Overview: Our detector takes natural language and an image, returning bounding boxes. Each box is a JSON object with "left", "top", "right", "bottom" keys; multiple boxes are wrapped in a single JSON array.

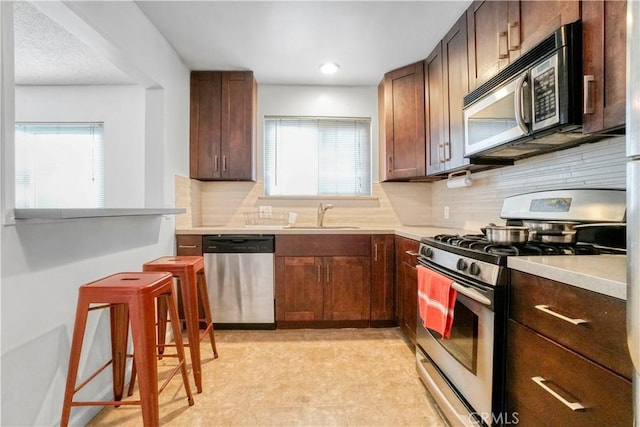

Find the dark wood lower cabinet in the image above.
[
  {"left": 370, "top": 234, "right": 395, "bottom": 326},
  {"left": 275, "top": 234, "right": 372, "bottom": 328},
  {"left": 507, "top": 271, "right": 632, "bottom": 426},
  {"left": 176, "top": 235, "right": 203, "bottom": 256},
  {"left": 323, "top": 256, "right": 371, "bottom": 321},
  {"left": 507, "top": 320, "right": 632, "bottom": 427},
  {"left": 395, "top": 236, "right": 419, "bottom": 343},
  {"left": 275, "top": 256, "right": 324, "bottom": 321}
]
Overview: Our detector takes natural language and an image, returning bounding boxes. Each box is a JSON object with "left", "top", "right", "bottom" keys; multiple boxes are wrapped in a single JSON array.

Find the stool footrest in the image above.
[{"left": 70, "top": 400, "right": 142, "bottom": 407}]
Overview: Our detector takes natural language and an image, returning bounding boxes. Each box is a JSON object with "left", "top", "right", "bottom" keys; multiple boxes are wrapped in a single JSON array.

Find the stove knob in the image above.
[
  {"left": 421, "top": 247, "right": 433, "bottom": 258},
  {"left": 456, "top": 259, "right": 467, "bottom": 271},
  {"left": 469, "top": 262, "right": 481, "bottom": 276}
]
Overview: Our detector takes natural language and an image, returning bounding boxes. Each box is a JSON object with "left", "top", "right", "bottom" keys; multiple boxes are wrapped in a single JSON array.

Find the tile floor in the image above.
[{"left": 88, "top": 328, "right": 447, "bottom": 426}]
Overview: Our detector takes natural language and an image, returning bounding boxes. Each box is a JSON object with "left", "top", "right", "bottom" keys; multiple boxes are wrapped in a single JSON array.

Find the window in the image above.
[
  {"left": 15, "top": 123, "right": 104, "bottom": 208},
  {"left": 264, "top": 117, "right": 371, "bottom": 196}
]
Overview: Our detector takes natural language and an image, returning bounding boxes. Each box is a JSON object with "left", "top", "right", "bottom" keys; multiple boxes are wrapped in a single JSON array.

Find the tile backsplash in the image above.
[
  {"left": 176, "top": 136, "right": 626, "bottom": 232},
  {"left": 430, "top": 136, "right": 626, "bottom": 230}
]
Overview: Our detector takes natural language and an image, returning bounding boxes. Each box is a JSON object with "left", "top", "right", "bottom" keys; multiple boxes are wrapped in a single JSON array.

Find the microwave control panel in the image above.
[{"left": 531, "top": 54, "right": 560, "bottom": 129}]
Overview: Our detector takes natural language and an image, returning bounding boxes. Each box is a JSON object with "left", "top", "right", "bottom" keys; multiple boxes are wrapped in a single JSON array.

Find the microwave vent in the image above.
[{"left": 464, "top": 21, "right": 580, "bottom": 107}]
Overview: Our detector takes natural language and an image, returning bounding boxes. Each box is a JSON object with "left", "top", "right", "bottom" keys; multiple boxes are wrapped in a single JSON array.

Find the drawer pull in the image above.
[
  {"left": 405, "top": 250, "right": 419, "bottom": 256},
  {"left": 534, "top": 305, "right": 588, "bottom": 325},
  {"left": 178, "top": 245, "right": 198, "bottom": 249},
  {"left": 531, "top": 376, "right": 585, "bottom": 411}
]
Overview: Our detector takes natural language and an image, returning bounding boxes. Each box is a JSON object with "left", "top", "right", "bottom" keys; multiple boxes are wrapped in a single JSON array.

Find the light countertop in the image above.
[
  {"left": 176, "top": 225, "right": 475, "bottom": 242},
  {"left": 177, "top": 225, "right": 627, "bottom": 300},
  {"left": 508, "top": 255, "right": 627, "bottom": 300}
]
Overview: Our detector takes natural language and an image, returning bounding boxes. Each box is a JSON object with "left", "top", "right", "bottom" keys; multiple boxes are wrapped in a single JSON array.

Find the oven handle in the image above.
[{"left": 452, "top": 282, "right": 491, "bottom": 306}]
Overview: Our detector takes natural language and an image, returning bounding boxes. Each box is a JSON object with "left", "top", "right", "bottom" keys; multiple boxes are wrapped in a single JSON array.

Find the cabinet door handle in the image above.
[
  {"left": 439, "top": 143, "right": 446, "bottom": 163},
  {"left": 531, "top": 376, "right": 585, "bottom": 411},
  {"left": 444, "top": 141, "right": 451, "bottom": 161},
  {"left": 583, "top": 75, "right": 595, "bottom": 115},
  {"left": 178, "top": 245, "right": 197, "bottom": 249},
  {"left": 214, "top": 155, "right": 220, "bottom": 172},
  {"left": 222, "top": 155, "right": 227, "bottom": 172},
  {"left": 388, "top": 156, "right": 393, "bottom": 172},
  {"left": 317, "top": 264, "right": 321, "bottom": 282},
  {"left": 374, "top": 243, "right": 378, "bottom": 262},
  {"left": 507, "top": 21, "right": 520, "bottom": 51},
  {"left": 534, "top": 305, "right": 588, "bottom": 325},
  {"left": 326, "top": 265, "right": 330, "bottom": 283},
  {"left": 497, "top": 31, "right": 508, "bottom": 59}
]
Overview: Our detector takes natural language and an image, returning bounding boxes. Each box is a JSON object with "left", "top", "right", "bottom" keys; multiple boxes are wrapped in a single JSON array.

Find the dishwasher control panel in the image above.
[{"left": 203, "top": 235, "right": 275, "bottom": 253}]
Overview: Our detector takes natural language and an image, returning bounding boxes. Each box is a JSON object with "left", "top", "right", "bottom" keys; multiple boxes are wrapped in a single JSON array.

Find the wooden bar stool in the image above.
[
  {"left": 60, "top": 272, "right": 194, "bottom": 427},
  {"left": 142, "top": 256, "right": 218, "bottom": 393}
]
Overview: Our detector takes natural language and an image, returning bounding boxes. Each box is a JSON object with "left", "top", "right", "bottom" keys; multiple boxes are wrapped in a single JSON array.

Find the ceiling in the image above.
[{"left": 14, "top": 1, "right": 472, "bottom": 87}]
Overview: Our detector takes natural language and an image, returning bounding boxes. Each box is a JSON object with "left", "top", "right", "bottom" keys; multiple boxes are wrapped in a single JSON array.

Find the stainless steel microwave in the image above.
[{"left": 463, "top": 22, "right": 594, "bottom": 161}]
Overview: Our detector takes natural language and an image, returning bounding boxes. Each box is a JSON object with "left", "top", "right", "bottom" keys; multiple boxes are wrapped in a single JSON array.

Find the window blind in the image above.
[
  {"left": 264, "top": 117, "right": 371, "bottom": 196},
  {"left": 15, "top": 123, "right": 105, "bottom": 208}
]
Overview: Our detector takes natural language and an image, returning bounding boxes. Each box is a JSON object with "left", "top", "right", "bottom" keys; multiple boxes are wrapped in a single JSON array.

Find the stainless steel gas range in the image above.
[{"left": 415, "top": 189, "right": 626, "bottom": 427}]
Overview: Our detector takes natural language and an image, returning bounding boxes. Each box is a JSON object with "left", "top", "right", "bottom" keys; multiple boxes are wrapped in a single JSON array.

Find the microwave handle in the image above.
[{"left": 514, "top": 73, "right": 529, "bottom": 134}]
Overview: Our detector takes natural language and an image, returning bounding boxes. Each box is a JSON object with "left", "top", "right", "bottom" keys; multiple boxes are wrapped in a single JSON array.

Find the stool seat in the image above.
[
  {"left": 143, "top": 256, "right": 218, "bottom": 393},
  {"left": 60, "top": 272, "right": 194, "bottom": 427}
]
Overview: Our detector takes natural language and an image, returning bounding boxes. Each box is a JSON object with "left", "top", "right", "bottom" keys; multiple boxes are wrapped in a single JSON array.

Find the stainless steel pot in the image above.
[
  {"left": 483, "top": 225, "right": 530, "bottom": 245},
  {"left": 523, "top": 221, "right": 626, "bottom": 244}
]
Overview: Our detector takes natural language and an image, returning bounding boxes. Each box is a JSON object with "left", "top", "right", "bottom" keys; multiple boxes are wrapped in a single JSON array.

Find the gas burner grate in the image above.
[{"left": 426, "top": 234, "right": 611, "bottom": 257}]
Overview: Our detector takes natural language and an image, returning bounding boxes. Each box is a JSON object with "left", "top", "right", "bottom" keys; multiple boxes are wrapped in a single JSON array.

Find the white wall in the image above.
[
  {"left": 15, "top": 85, "right": 146, "bottom": 208},
  {"left": 0, "top": 2, "right": 190, "bottom": 426}
]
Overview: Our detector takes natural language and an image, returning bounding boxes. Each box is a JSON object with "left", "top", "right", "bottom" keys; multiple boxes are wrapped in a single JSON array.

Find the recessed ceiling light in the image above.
[{"left": 320, "top": 63, "right": 340, "bottom": 75}]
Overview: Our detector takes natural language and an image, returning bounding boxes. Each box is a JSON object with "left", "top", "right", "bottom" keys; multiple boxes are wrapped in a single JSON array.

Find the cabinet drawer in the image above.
[
  {"left": 396, "top": 237, "right": 419, "bottom": 266},
  {"left": 507, "top": 320, "right": 632, "bottom": 427},
  {"left": 510, "top": 271, "right": 632, "bottom": 379},
  {"left": 176, "top": 235, "right": 202, "bottom": 256},
  {"left": 276, "top": 235, "right": 370, "bottom": 257}
]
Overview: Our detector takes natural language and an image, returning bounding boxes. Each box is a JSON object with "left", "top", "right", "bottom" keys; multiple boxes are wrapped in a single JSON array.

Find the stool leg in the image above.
[
  {"left": 156, "top": 295, "right": 168, "bottom": 356},
  {"left": 197, "top": 271, "right": 218, "bottom": 358},
  {"left": 179, "top": 270, "right": 203, "bottom": 393},
  {"left": 128, "top": 297, "right": 160, "bottom": 426},
  {"left": 110, "top": 304, "right": 129, "bottom": 402},
  {"left": 127, "top": 355, "right": 136, "bottom": 397},
  {"left": 166, "top": 292, "right": 195, "bottom": 406},
  {"left": 61, "top": 295, "right": 90, "bottom": 427}
]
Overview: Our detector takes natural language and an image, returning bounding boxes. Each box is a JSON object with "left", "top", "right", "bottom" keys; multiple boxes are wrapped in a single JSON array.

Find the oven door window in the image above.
[{"left": 428, "top": 298, "right": 479, "bottom": 374}]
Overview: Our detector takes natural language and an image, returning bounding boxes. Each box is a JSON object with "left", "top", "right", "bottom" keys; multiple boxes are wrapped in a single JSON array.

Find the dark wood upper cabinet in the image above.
[
  {"left": 426, "top": 14, "right": 469, "bottom": 175},
  {"left": 381, "top": 62, "right": 426, "bottom": 180},
  {"left": 514, "top": 0, "right": 580, "bottom": 61},
  {"left": 190, "top": 71, "right": 256, "bottom": 181},
  {"left": 582, "top": 0, "right": 627, "bottom": 134},
  {"left": 467, "top": 0, "right": 580, "bottom": 90},
  {"left": 467, "top": 1, "right": 510, "bottom": 90}
]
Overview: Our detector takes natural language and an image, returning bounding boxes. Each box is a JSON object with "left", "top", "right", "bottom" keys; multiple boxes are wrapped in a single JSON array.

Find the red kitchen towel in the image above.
[{"left": 417, "top": 265, "right": 457, "bottom": 338}]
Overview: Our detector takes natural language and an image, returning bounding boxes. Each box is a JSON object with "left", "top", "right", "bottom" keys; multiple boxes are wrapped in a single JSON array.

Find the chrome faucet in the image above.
[{"left": 317, "top": 202, "right": 334, "bottom": 226}]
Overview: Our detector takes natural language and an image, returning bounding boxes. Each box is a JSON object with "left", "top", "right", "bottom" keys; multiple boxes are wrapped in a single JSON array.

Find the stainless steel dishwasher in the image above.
[{"left": 203, "top": 235, "right": 275, "bottom": 329}]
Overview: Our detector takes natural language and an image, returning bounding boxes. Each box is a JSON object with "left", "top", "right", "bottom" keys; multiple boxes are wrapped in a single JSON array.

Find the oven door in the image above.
[
  {"left": 464, "top": 71, "right": 530, "bottom": 158},
  {"left": 416, "top": 263, "right": 497, "bottom": 423}
]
